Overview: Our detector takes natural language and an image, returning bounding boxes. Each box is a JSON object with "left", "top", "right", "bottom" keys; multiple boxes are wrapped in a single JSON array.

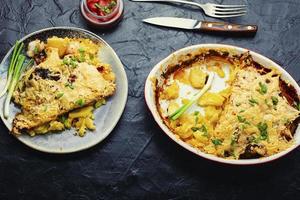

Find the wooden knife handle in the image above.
[{"left": 199, "top": 21, "right": 258, "bottom": 35}]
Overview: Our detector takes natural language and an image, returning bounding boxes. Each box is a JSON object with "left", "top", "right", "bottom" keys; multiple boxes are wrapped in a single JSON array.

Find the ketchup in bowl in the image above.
[{"left": 80, "top": 0, "right": 123, "bottom": 28}]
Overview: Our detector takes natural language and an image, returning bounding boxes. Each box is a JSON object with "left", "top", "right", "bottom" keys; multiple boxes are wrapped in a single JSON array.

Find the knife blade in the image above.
[{"left": 143, "top": 17, "right": 257, "bottom": 35}]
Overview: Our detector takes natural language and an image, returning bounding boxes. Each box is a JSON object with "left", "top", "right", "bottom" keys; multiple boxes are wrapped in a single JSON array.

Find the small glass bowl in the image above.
[{"left": 80, "top": 0, "right": 124, "bottom": 29}]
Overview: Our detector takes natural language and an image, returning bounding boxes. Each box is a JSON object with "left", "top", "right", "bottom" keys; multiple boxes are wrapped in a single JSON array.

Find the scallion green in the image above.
[
  {"left": 0, "top": 41, "right": 24, "bottom": 97},
  {"left": 169, "top": 72, "right": 214, "bottom": 120},
  {"left": 4, "top": 55, "right": 27, "bottom": 118}
]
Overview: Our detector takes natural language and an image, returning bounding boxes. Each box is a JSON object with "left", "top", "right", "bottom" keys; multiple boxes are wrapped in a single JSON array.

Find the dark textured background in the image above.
[{"left": 1, "top": 0, "right": 300, "bottom": 199}]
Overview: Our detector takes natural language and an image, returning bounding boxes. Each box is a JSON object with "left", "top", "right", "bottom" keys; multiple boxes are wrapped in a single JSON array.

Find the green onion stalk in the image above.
[
  {"left": 3, "top": 57, "right": 33, "bottom": 119},
  {"left": 0, "top": 41, "right": 24, "bottom": 97},
  {"left": 169, "top": 72, "right": 214, "bottom": 121},
  {"left": 4, "top": 55, "right": 25, "bottom": 118}
]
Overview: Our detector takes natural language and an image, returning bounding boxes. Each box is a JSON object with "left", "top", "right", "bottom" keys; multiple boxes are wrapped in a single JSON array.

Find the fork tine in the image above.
[
  {"left": 214, "top": 10, "right": 247, "bottom": 15},
  {"left": 210, "top": 13, "right": 247, "bottom": 18},
  {"left": 214, "top": 7, "right": 247, "bottom": 11},
  {"left": 213, "top": 4, "right": 247, "bottom": 8}
]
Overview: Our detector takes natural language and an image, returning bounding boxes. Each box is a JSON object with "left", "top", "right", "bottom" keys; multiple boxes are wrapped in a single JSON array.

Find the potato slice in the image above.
[
  {"left": 204, "top": 106, "right": 222, "bottom": 124},
  {"left": 175, "top": 123, "right": 193, "bottom": 139},
  {"left": 162, "top": 82, "right": 179, "bottom": 100},
  {"left": 198, "top": 92, "right": 225, "bottom": 107},
  {"left": 174, "top": 69, "right": 190, "bottom": 84},
  {"left": 189, "top": 67, "right": 207, "bottom": 89},
  {"left": 69, "top": 106, "right": 94, "bottom": 119},
  {"left": 46, "top": 36, "right": 69, "bottom": 57}
]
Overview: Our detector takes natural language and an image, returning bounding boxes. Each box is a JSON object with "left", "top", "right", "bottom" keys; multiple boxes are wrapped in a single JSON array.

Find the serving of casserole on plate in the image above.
[
  {"left": 13, "top": 36, "right": 116, "bottom": 137},
  {"left": 0, "top": 27, "right": 128, "bottom": 153},
  {"left": 145, "top": 44, "right": 300, "bottom": 165}
]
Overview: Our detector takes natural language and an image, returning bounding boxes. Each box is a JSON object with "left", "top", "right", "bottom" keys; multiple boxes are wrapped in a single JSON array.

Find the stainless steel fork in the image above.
[{"left": 130, "top": 0, "right": 247, "bottom": 18}]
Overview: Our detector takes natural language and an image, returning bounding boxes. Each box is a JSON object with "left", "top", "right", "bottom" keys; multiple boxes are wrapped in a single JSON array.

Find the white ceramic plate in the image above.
[
  {"left": 145, "top": 44, "right": 300, "bottom": 165},
  {"left": 0, "top": 27, "right": 128, "bottom": 153}
]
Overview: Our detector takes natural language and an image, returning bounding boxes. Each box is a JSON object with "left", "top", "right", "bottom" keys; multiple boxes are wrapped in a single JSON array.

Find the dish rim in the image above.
[
  {"left": 0, "top": 26, "right": 128, "bottom": 154},
  {"left": 144, "top": 43, "right": 300, "bottom": 165}
]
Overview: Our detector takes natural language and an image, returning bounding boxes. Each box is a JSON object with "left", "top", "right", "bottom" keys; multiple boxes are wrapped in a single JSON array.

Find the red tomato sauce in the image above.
[
  {"left": 87, "top": 0, "right": 117, "bottom": 16},
  {"left": 81, "top": 0, "right": 123, "bottom": 28}
]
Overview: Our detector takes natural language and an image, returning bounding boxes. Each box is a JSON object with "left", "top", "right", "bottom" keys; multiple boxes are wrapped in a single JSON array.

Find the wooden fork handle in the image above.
[{"left": 199, "top": 21, "right": 258, "bottom": 35}]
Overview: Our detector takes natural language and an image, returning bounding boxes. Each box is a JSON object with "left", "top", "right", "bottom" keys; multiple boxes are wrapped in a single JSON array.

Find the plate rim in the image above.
[
  {"left": 0, "top": 26, "right": 128, "bottom": 154},
  {"left": 144, "top": 43, "right": 300, "bottom": 165}
]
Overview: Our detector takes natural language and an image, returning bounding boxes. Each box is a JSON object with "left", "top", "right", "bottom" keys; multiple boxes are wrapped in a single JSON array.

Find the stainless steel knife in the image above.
[{"left": 143, "top": 17, "right": 257, "bottom": 34}]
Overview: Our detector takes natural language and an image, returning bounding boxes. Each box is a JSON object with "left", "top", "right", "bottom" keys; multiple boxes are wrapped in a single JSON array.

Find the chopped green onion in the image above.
[
  {"left": 201, "top": 125, "right": 208, "bottom": 137},
  {"left": 79, "top": 55, "right": 85, "bottom": 62},
  {"left": 78, "top": 47, "right": 86, "bottom": 62},
  {"left": 89, "top": 53, "right": 94, "bottom": 60},
  {"left": 63, "top": 58, "right": 69, "bottom": 65},
  {"left": 212, "top": 139, "right": 222, "bottom": 146},
  {"left": 59, "top": 115, "right": 67, "bottom": 123},
  {"left": 59, "top": 115, "right": 71, "bottom": 129},
  {"left": 63, "top": 57, "right": 77, "bottom": 68},
  {"left": 248, "top": 135, "right": 257, "bottom": 143},
  {"left": 271, "top": 96, "right": 278, "bottom": 106},
  {"left": 94, "top": 99, "right": 106, "bottom": 108},
  {"left": 257, "top": 122, "right": 268, "bottom": 141},
  {"left": 70, "top": 60, "right": 78, "bottom": 68},
  {"left": 240, "top": 124, "right": 246, "bottom": 131},
  {"left": 78, "top": 48, "right": 85, "bottom": 53},
  {"left": 296, "top": 102, "right": 300, "bottom": 111},
  {"left": 94, "top": 3, "right": 101, "bottom": 9},
  {"left": 258, "top": 82, "right": 267, "bottom": 94},
  {"left": 109, "top": 1, "right": 117, "bottom": 8},
  {"left": 56, "top": 92, "right": 64, "bottom": 99},
  {"left": 95, "top": 1, "right": 116, "bottom": 14},
  {"left": 75, "top": 99, "right": 85, "bottom": 107},
  {"left": 237, "top": 115, "right": 245, "bottom": 123},
  {"left": 191, "top": 125, "right": 208, "bottom": 137},
  {"left": 193, "top": 111, "right": 200, "bottom": 125},
  {"left": 237, "top": 115, "right": 250, "bottom": 124},
  {"left": 65, "top": 83, "right": 74, "bottom": 89},
  {"left": 71, "top": 57, "right": 77, "bottom": 62},
  {"left": 191, "top": 127, "right": 200, "bottom": 132},
  {"left": 33, "top": 47, "right": 39, "bottom": 54},
  {"left": 249, "top": 98, "right": 259, "bottom": 106}
]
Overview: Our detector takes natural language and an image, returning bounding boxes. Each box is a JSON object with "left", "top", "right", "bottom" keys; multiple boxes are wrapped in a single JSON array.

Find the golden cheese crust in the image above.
[{"left": 12, "top": 44, "right": 115, "bottom": 134}]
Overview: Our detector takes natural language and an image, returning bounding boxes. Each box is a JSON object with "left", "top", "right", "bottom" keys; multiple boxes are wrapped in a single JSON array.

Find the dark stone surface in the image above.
[{"left": 0, "top": 0, "right": 300, "bottom": 199}]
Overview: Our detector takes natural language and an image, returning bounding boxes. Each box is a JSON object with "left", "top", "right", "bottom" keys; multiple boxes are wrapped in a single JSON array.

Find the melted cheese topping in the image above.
[{"left": 213, "top": 68, "right": 299, "bottom": 158}]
